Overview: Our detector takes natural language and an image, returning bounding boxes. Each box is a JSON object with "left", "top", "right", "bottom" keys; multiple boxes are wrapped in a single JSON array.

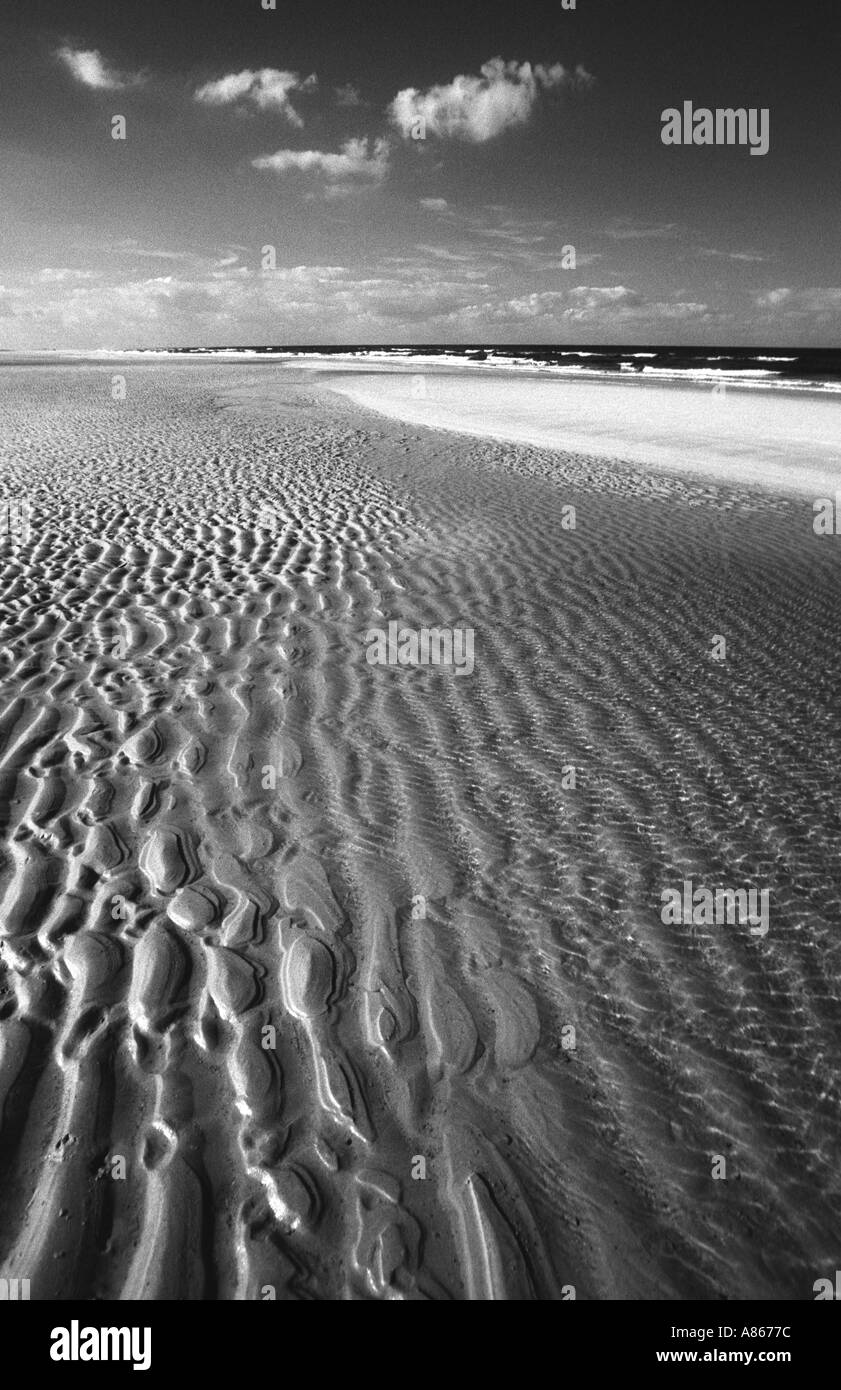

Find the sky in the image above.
[{"left": 1, "top": 0, "right": 840, "bottom": 349}]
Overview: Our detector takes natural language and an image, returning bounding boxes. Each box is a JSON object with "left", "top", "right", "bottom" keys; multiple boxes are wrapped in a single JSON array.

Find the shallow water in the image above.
[{"left": 319, "top": 365, "right": 841, "bottom": 495}]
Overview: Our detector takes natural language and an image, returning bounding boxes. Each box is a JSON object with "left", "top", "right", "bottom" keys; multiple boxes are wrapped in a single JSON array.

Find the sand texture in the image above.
[{"left": 0, "top": 362, "right": 839, "bottom": 1301}]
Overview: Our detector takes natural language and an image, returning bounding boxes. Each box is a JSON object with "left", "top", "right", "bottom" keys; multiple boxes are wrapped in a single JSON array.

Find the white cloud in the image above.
[
  {"left": 563, "top": 286, "right": 708, "bottom": 321},
  {"left": 569, "top": 285, "right": 641, "bottom": 308},
  {"left": 0, "top": 262, "right": 723, "bottom": 348},
  {"left": 389, "top": 57, "right": 593, "bottom": 143},
  {"left": 755, "top": 287, "right": 841, "bottom": 312},
  {"left": 420, "top": 198, "right": 450, "bottom": 212},
  {"left": 194, "top": 69, "right": 317, "bottom": 125},
  {"left": 56, "top": 46, "right": 142, "bottom": 91},
  {"left": 37, "top": 267, "right": 100, "bottom": 283},
  {"left": 604, "top": 218, "right": 681, "bottom": 241},
  {"left": 252, "top": 137, "right": 390, "bottom": 184},
  {"left": 699, "top": 248, "right": 766, "bottom": 262},
  {"left": 112, "top": 241, "right": 197, "bottom": 261},
  {"left": 755, "top": 288, "right": 792, "bottom": 307},
  {"left": 478, "top": 228, "right": 547, "bottom": 246},
  {"left": 414, "top": 244, "right": 476, "bottom": 263},
  {"left": 441, "top": 286, "right": 709, "bottom": 328},
  {"left": 643, "top": 301, "right": 709, "bottom": 319}
]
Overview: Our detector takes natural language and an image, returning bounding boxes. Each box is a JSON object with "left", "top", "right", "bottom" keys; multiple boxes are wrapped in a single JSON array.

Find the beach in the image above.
[{"left": 0, "top": 358, "right": 839, "bottom": 1300}]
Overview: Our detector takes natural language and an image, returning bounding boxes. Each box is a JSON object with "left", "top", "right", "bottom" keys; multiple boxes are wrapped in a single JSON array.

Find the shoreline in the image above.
[
  {"left": 4, "top": 348, "right": 841, "bottom": 397},
  {"left": 3, "top": 353, "right": 836, "bottom": 495}
]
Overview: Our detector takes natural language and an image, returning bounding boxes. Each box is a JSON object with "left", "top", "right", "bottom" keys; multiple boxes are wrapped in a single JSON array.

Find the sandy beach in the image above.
[{"left": 0, "top": 359, "right": 839, "bottom": 1301}]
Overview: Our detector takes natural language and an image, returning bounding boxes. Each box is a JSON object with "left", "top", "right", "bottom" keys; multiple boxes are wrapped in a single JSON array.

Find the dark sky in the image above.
[{"left": 2, "top": 0, "right": 839, "bottom": 347}]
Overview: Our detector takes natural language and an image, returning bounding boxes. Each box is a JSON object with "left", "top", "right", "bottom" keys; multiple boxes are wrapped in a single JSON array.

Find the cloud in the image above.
[
  {"left": 194, "top": 68, "right": 317, "bottom": 125},
  {"left": 755, "top": 287, "right": 841, "bottom": 312},
  {"left": 414, "top": 244, "right": 476, "bottom": 263},
  {"left": 568, "top": 285, "right": 643, "bottom": 309},
  {"left": 56, "top": 46, "right": 142, "bottom": 91},
  {"left": 420, "top": 198, "right": 450, "bottom": 212},
  {"left": 113, "top": 243, "right": 198, "bottom": 261},
  {"left": 37, "top": 267, "right": 100, "bottom": 283},
  {"left": 252, "top": 137, "right": 390, "bottom": 185},
  {"left": 389, "top": 57, "right": 593, "bottom": 143},
  {"left": 0, "top": 259, "right": 723, "bottom": 348},
  {"left": 427, "top": 286, "right": 710, "bottom": 330},
  {"left": 604, "top": 218, "right": 681, "bottom": 240},
  {"left": 699, "top": 247, "right": 766, "bottom": 262},
  {"left": 478, "top": 227, "right": 547, "bottom": 246},
  {"left": 455, "top": 288, "right": 710, "bottom": 328},
  {"left": 755, "top": 288, "right": 792, "bottom": 307},
  {"left": 643, "top": 301, "right": 709, "bottom": 319},
  {"left": 566, "top": 286, "right": 708, "bottom": 320}
]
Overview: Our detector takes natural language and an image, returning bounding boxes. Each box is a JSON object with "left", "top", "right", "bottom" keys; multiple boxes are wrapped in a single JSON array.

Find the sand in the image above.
[{"left": 0, "top": 360, "right": 839, "bottom": 1301}]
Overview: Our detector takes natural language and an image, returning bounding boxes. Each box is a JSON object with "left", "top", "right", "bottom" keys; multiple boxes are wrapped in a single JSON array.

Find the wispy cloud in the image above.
[
  {"left": 390, "top": 57, "right": 593, "bottom": 143},
  {"left": 56, "top": 46, "right": 143, "bottom": 91},
  {"left": 112, "top": 240, "right": 199, "bottom": 262},
  {"left": 699, "top": 247, "right": 766, "bottom": 263},
  {"left": 194, "top": 68, "right": 317, "bottom": 125},
  {"left": 37, "top": 267, "right": 101, "bottom": 283},
  {"left": 755, "top": 287, "right": 841, "bottom": 312},
  {"left": 477, "top": 227, "right": 548, "bottom": 246},
  {"left": 414, "top": 244, "right": 477, "bottom": 263},
  {"left": 604, "top": 218, "right": 682, "bottom": 241}
]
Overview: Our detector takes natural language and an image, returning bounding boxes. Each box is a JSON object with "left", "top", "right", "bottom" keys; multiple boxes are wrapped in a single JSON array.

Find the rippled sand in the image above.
[{"left": 0, "top": 361, "right": 839, "bottom": 1300}]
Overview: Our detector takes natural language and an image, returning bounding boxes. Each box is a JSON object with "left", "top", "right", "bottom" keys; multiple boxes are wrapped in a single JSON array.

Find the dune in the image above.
[{"left": 0, "top": 359, "right": 839, "bottom": 1301}]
